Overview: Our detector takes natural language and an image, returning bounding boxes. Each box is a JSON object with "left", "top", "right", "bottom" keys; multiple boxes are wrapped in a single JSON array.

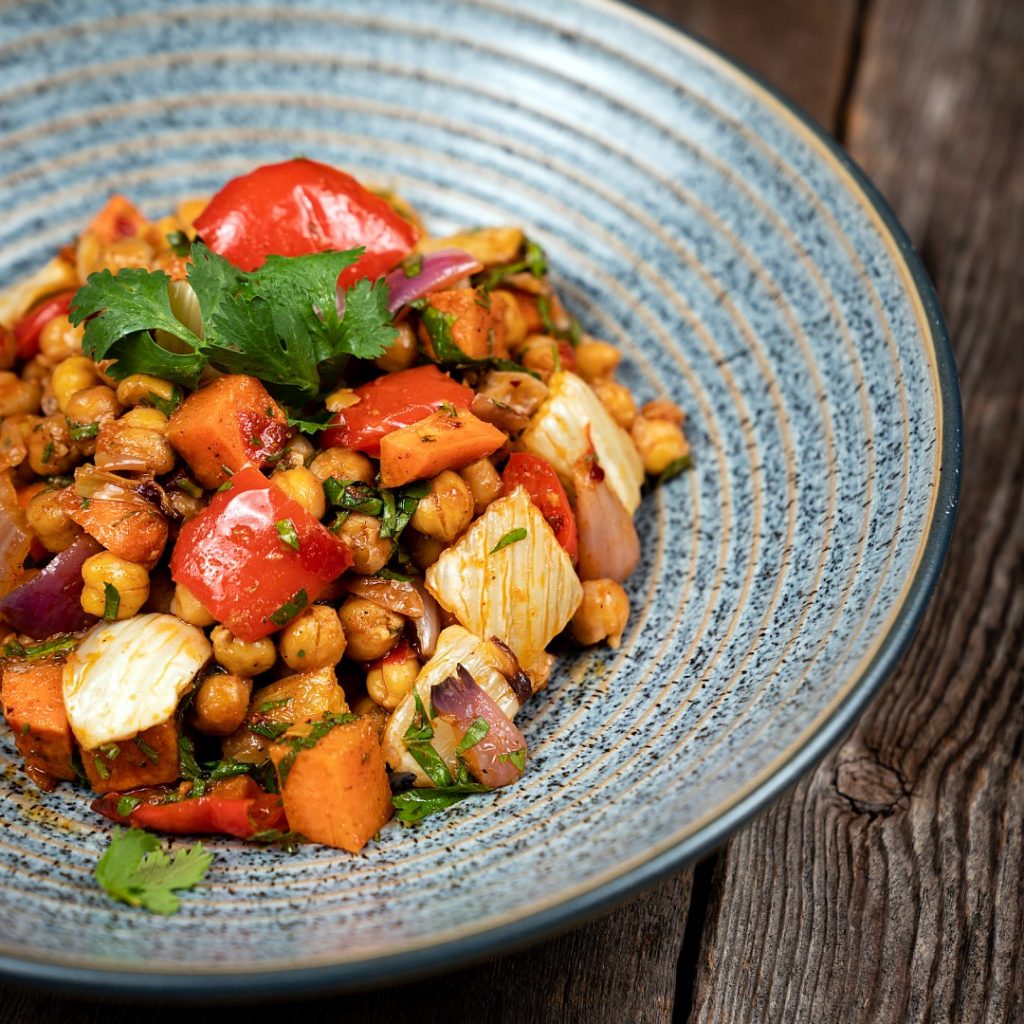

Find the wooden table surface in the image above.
[{"left": 3, "top": 0, "right": 1022, "bottom": 1020}]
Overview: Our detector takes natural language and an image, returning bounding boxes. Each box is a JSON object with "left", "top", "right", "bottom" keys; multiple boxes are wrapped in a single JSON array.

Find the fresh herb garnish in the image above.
[
  {"left": 102, "top": 582, "right": 121, "bottom": 621},
  {"left": 134, "top": 736, "right": 160, "bottom": 764},
  {"left": 93, "top": 756, "right": 111, "bottom": 780},
  {"left": 475, "top": 237, "right": 548, "bottom": 291},
  {"left": 71, "top": 242, "right": 397, "bottom": 399},
  {"left": 418, "top": 304, "right": 536, "bottom": 376},
  {"left": 499, "top": 747, "right": 527, "bottom": 772},
  {"left": 95, "top": 828, "right": 213, "bottom": 915},
  {"left": 165, "top": 230, "right": 191, "bottom": 256},
  {"left": 269, "top": 588, "right": 308, "bottom": 627},
  {"left": 176, "top": 477, "right": 202, "bottom": 499},
  {"left": 402, "top": 253, "right": 424, "bottom": 278},
  {"left": 489, "top": 527, "right": 527, "bottom": 554},
  {"left": 2, "top": 634, "right": 76, "bottom": 660},
  {"left": 145, "top": 386, "right": 182, "bottom": 417},
  {"left": 323, "top": 478, "right": 383, "bottom": 516},
  {"left": 455, "top": 717, "right": 490, "bottom": 755},
  {"left": 392, "top": 783, "right": 491, "bottom": 824},
  {"left": 256, "top": 697, "right": 293, "bottom": 714},
  {"left": 116, "top": 795, "right": 142, "bottom": 817},
  {"left": 274, "top": 518, "right": 300, "bottom": 551},
  {"left": 67, "top": 420, "right": 100, "bottom": 440},
  {"left": 248, "top": 719, "right": 293, "bottom": 741},
  {"left": 376, "top": 568, "right": 413, "bottom": 582},
  {"left": 642, "top": 454, "right": 693, "bottom": 496},
  {"left": 285, "top": 409, "right": 334, "bottom": 435}
]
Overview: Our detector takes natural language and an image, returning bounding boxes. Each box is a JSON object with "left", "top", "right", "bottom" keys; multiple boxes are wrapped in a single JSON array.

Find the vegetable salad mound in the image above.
[{"left": 0, "top": 158, "right": 691, "bottom": 908}]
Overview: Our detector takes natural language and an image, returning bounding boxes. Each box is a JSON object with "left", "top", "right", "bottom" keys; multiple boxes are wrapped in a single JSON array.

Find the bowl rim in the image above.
[{"left": 0, "top": 0, "right": 961, "bottom": 1000}]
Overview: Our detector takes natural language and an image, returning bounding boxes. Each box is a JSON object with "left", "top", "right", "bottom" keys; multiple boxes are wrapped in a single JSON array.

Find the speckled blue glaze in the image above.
[{"left": 0, "top": 0, "right": 959, "bottom": 997}]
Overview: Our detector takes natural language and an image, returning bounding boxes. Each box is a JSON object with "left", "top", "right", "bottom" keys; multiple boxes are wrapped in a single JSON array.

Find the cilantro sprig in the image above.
[
  {"left": 95, "top": 828, "right": 213, "bottom": 915},
  {"left": 71, "top": 241, "right": 397, "bottom": 400}
]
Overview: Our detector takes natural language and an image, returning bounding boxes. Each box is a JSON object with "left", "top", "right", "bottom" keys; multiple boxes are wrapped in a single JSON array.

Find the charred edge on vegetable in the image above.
[{"left": 489, "top": 636, "right": 533, "bottom": 705}]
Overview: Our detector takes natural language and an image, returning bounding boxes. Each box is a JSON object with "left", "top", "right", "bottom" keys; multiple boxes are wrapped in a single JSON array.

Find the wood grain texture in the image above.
[
  {"left": 687, "top": 0, "right": 1024, "bottom": 1020},
  {"left": 641, "top": 0, "right": 859, "bottom": 126},
  {"left": 0, "top": 873, "right": 692, "bottom": 1023}
]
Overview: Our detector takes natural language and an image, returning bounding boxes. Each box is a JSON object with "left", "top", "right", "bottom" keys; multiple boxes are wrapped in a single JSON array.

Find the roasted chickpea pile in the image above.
[{"left": 0, "top": 161, "right": 692, "bottom": 863}]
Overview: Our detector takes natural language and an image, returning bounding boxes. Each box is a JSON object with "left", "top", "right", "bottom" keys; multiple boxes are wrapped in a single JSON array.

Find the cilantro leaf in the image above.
[
  {"left": 392, "top": 783, "right": 491, "bottom": 824},
  {"left": 490, "top": 527, "right": 527, "bottom": 554},
  {"left": 70, "top": 268, "right": 206, "bottom": 388},
  {"left": 95, "top": 828, "right": 213, "bottom": 915},
  {"left": 334, "top": 276, "right": 397, "bottom": 362}
]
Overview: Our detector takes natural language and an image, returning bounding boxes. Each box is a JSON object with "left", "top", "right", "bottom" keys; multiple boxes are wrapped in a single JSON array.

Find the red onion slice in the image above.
[
  {"left": 410, "top": 579, "right": 440, "bottom": 658},
  {"left": 431, "top": 665, "right": 527, "bottom": 787},
  {"left": 0, "top": 535, "right": 101, "bottom": 639},
  {"left": 384, "top": 249, "right": 483, "bottom": 313}
]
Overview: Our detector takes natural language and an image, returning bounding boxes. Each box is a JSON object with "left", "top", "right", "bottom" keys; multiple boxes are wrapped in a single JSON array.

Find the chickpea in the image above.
[
  {"left": 278, "top": 605, "right": 347, "bottom": 671},
  {"left": 191, "top": 674, "right": 252, "bottom": 736},
  {"left": 50, "top": 357, "right": 99, "bottom": 413},
  {"left": 94, "top": 420, "right": 176, "bottom": 475},
  {"left": 64, "top": 385, "right": 121, "bottom": 427},
  {"left": 518, "top": 335, "right": 561, "bottom": 382},
  {"left": 25, "top": 487, "right": 81, "bottom": 553},
  {"left": 95, "top": 236, "right": 154, "bottom": 275},
  {"left": 339, "top": 596, "right": 404, "bottom": 661},
  {"left": 275, "top": 434, "right": 315, "bottom": 471},
  {"left": 575, "top": 338, "right": 621, "bottom": 381},
  {"left": 336, "top": 512, "right": 394, "bottom": 574},
  {"left": 366, "top": 648, "right": 420, "bottom": 710},
  {"left": 410, "top": 470, "right": 475, "bottom": 542},
  {"left": 407, "top": 529, "right": 445, "bottom": 571},
  {"left": 592, "top": 378, "right": 637, "bottom": 429},
  {"left": 27, "top": 415, "right": 78, "bottom": 475},
  {"left": 114, "top": 373, "right": 179, "bottom": 410},
  {"left": 170, "top": 582, "right": 215, "bottom": 627},
  {"left": 571, "top": 579, "right": 630, "bottom": 648},
  {"left": 80, "top": 552, "right": 150, "bottom": 619},
  {"left": 460, "top": 458, "right": 503, "bottom": 516},
  {"left": 309, "top": 447, "right": 375, "bottom": 485},
  {"left": 118, "top": 406, "right": 168, "bottom": 432},
  {"left": 0, "top": 372, "right": 42, "bottom": 417},
  {"left": 630, "top": 415, "right": 690, "bottom": 475},
  {"left": 164, "top": 489, "right": 204, "bottom": 521},
  {"left": 324, "top": 387, "right": 360, "bottom": 413},
  {"left": 374, "top": 321, "right": 418, "bottom": 373},
  {"left": 272, "top": 466, "right": 325, "bottom": 519},
  {"left": 38, "top": 315, "right": 84, "bottom": 364},
  {"left": 491, "top": 289, "right": 527, "bottom": 348},
  {"left": 211, "top": 625, "right": 277, "bottom": 677},
  {"left": 641, "top": 397, "right": 686, "bottom": 425}
]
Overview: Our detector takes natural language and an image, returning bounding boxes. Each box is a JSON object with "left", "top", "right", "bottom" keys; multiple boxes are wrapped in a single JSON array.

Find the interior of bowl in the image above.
[{"left": 0, "top": 0, "right": 956, "bottom": 994}]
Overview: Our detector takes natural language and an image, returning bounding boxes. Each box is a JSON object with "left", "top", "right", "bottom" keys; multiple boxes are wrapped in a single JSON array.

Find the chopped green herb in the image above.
[
  {"left": 498, "top": 747, "right": 527, "bottom": 772},
  {"left": 20, "top": 723, "right": 30, "bottom": 736},
  {"left": 2, "top": 635, "right": 76, "bottom": 660},
  {"left": 93, "top": 757, "right": 111, "bottom": 780},
  {"left": 249, "top": 828, "right": 303, "bottom": 852},
  {"left": 67, "top": 420, "right": 100, "bottom": 440},
  {"left": 407, "top": 742, "right": 454, "bottom": 789},
  {"left": 256, "top": 697, "right": 293, "bottom": 714},
  {"left": 145, "top": 386, "right": 183, "bottom": 417},
  {"left": 100, "top": 743, "right": 120, "bottom": 761},
  {"left": 177, "top": 477, "right": 202, "bottom": 499},
  {"left": 40, "top": 441, "right": 54, "bottom": 464},
  {"left": 403, "top": 691, "right": 434, "bottom": 743},
  {"left": 455, "top": 717, "right": 490, "bottom": 755},
  {"left": 95, "top": 828, "right": 213, "bottom": 915},
  {"left": 215, "top": 479, "right": 233, "bottom": 493},
  {"left": 102, "top": 582, "right": 121, "bottom": 621},
  {"left": 324, "top": 477, "right": 383, "bottom": 516},
  {"left": 642, "top": 454, "right": 693, "bottom": 496},
  {"left": 376, "top": 568, "right": 413, "bottom": 583},
  {"left": 116, "top": 795, "right": 142, "bottom": 817},
  {"left": 419, "top": 304, "right": 536, "bottom": 376},
  {"left": 274, "top": 517, "right": 300, "bottom": 551},
  {"left": 285, "top": 409, "right": 333, "bottom": 435},
  {"left": 248, "top": 719, "right": 293, "bottom": 741},
  {"left": 475, "top": 237, "right": 548, "bottom": 291},
  {"left": 165, "top": 230, "right": 191, "bottom": 256},
  {"left": 402, "top": 253, "right": 423, "bottom": 278},
  {"left": 392, "top": 783, "right": 491, "bottom": 824},
  {"left": 489, "top": 527, "right": 527, "bottom": 554},
  {"left": 269, "top": 588, "right": 308, "bottom": 627},
  {"left": 134, "top": 737, "right": 160, "bottom": 764}
]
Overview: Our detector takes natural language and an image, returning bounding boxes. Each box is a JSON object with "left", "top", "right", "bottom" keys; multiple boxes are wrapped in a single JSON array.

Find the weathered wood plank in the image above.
[
  {"left": 642, "top": 0, "right": 859, "bottom": 127},
  {"left": 0, "top": 872, "right": 692, "bottom": 1023},
  {"left": 687, "top": 0, "right": 1024, "bottom": 1020}
]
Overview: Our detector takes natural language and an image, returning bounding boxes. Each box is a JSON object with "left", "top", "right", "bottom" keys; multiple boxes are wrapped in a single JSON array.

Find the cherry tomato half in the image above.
[{"left": 502, "top": 452, "right": 578, "bottom": 561}]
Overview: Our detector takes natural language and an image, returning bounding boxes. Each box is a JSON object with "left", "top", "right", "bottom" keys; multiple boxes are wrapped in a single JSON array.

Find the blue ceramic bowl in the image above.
[{"left": 0, "top": 0, "right": 959, "bottom": 997}]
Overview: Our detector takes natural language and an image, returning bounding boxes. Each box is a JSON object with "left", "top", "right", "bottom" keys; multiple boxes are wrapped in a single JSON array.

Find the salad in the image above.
[{"left": 0, "top": 159, "right": 690, "bottom": 903}]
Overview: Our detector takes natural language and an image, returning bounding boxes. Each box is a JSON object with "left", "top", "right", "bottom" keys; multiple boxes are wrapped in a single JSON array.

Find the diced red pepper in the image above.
[
  {"left": 322, "top": 365, "right": 474, "bottom": 458},
  {"left": 170, "top": 467, "right": 352, "bottom": 641},
  {"left": 193, "top": 159, "right": 418, "bottom": 286},
  {"left": 92, "top": 777, "right": 287, "bottom": 839},
  {"left": 502, "top": 452, "right": 578, "bottom": 561},
  {"left": 13, "top": 290, "right": 76, "bottom": 361}
]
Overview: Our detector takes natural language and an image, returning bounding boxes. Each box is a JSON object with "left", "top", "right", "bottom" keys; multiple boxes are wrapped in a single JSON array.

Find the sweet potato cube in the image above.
[
  {"left": 57, "top": 484, "right": 168, "bottom": 569},
  {"left": 85, "top": 195, "right": 148, "bottom": 244},
  {"left": 379, "top": 407, "right": 506, "bottom": 488},
  {"left": 2, "top": 659, "right": 76, "bottom": 787},
  {"left": 82, "top": 719, "right": 181, "bottom": 795},
  {"left": 270, "top": 717, "right": 392, "bottom": 853},
  {"left": 166, "top": 374, "right": 289, "bottom": 488},
  {"left": 419, "top": 287, "right": 509, "bottom": 361}
]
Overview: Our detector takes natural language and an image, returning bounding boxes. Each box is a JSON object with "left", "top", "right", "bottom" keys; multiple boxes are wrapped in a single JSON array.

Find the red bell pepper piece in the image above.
[
  {"left": 322, "top": 365, "right": 474, "bottom": 458},
  {"left": 502, "top": 452, "right": 579, "bottom": 561},
  {"left": 192, "top": 158, "right": 417, "bottom": 286},
  {"left": 170, "top": 467, "right": 352, "bottom": 641},
  {"left": 93, "top": 778, "right": 287, "bottom": 839},
  {"left": 13, "top": 289, "right": 76, "bottom": 361}
]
